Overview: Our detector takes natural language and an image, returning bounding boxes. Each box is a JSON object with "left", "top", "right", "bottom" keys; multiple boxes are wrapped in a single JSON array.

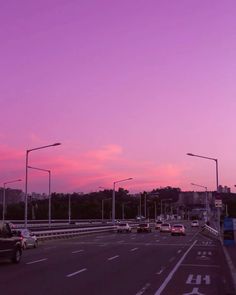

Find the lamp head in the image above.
[
  {"left": 53, "top": 142, "right": 61, "bottom": 146},
  {"left": 187, "top": 153, "right": 194, "bottom": 156}
]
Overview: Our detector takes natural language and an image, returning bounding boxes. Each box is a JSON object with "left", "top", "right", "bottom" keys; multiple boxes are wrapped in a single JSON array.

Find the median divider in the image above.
[
  {"left": 35, "top": 226, "right": 117, "bottom": 241},
  {"left": 201, "top": 224, "right": 219, "bottom": 238}
]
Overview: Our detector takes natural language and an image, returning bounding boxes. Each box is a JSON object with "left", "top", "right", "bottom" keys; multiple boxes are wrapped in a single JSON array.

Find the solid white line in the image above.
[
  {"left": 177, "top": 249, "right": 182, "bottom": 254},
  {"left": 26, "top": 258, "right": 48, "bottom": 265},
  {"left": 156, "top": 240, "right": 160, "bottom": 242},
  {"left": 66, "top": 268, "right": 87, "bottom": 278},
  {"left": 130, "top": 247, "right": 138, "bottom": 252},
  {"left": 108, "top": 255, "right": 119, "bottom": 261},
  {"left": 154, "top": 240, "right": 197, "bottom": 295},
  {"left": 72, "top": 250, "right": 84, "bottom": 254}
]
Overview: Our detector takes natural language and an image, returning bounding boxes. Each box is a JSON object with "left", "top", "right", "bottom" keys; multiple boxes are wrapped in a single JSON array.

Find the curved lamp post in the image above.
[
  {"left": 187, "top": 152, "right": 219, "bottom": 229},
  {"left": 112, "top": 178, "right": 133, "bottom": 224},
  {"left": 25, "top": 142, "right": 61, "bottom": 228}
]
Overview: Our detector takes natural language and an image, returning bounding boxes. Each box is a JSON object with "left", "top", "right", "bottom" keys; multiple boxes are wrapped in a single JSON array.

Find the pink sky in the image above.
[{"left": 1, "top": 1, "right": 236, "bottom": 194}]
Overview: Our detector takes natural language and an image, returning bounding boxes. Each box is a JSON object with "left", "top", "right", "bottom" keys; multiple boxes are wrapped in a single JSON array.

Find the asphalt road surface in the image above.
[{"left": 0, "top": 221, "right": 235, "bottom": 295}]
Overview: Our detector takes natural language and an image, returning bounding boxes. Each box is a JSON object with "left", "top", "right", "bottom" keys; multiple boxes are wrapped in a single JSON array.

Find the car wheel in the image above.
[{"left": 12, "top": 248, "right": 22, "bottom": 264}]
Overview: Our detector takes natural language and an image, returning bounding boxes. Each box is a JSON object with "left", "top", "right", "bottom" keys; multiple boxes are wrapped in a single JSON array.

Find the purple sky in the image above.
[{"left": 1, "top": 1, "right": 236, "bottom": 194}]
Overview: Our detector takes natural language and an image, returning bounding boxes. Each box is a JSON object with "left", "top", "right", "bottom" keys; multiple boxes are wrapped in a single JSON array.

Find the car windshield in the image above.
[
  {"left": 172, "top": 225, "right": 183, "bottom": 228},
  {"left": 162, "top": 224, "right": 170, "bottom": 227}
]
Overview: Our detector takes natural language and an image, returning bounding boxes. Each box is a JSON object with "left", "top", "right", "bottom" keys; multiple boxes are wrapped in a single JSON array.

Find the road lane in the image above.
[{"left": 0, "top": 221, "right": 234, "bottom": 295}]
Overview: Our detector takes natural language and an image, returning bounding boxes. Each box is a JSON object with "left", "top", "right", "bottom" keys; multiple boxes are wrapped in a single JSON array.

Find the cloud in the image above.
[{"left": 0, "top": 143, "right": 187, "bottom": 193}]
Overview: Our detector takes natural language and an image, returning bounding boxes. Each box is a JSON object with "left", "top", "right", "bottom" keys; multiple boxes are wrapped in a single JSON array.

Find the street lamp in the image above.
[
  {"left": 186, "top": 153, "right": 218, "bottom": 191},
  {"left": 191, "top": 182, "right": 208, "bottom": 221},
  {"left": 2, "top": 179, "right": 22, "bottom": 222},
  {"left": 112, "top": 177, "right": 133, "bottom": 224},
  {"left": 187, "top": 152, "right": 219, "bottom": 230},
  {"left": 25, "top": 142, "right": 61, "bottom": 228},
  {"left": 27, "top": 166, "right": 51, "bottom": 226}
]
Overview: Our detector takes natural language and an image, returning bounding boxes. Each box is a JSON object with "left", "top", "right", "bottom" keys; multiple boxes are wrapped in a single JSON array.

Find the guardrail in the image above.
[{"left": 34, "top": 226, "right": 117, "bottom": 241}]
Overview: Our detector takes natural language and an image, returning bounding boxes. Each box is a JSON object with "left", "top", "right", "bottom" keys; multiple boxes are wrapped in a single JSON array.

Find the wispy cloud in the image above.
[{"left": 0, "top": 143, "right": 187, "bottom": 193}]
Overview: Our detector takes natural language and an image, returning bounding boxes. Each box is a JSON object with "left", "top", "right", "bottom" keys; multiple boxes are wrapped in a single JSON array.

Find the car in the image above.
[
  {"left": 0, "top": 222, "right": 22, "bottom": 263},
  {"left": 191, "top": 220, "right": 199, "bottom": 227},
  {"left": 160, "top": 223, "right": 171, "bottom": 233},
  {"left": 117, "top": 223, "right": 132, "bottom": 233},
  {"left": 15, "top": 229, "right": 38, "bottom": 249},
  {"left": 137, "top": 223, "right": 152, "bottom": 233},
  {"left": 171, "top": 224, "right": 186, "bottom": 236},
  {"left": 155, "top": 221, "right": 163, "bottom": 230}
]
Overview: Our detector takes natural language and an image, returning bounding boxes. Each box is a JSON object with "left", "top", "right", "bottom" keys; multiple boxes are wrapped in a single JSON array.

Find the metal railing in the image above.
[{"left": 34, "top": 225, "right": 117, "bottom": 240}]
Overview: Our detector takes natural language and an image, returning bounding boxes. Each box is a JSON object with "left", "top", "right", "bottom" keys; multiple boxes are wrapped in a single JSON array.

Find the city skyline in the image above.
[{"left": 1, "top": 1, "right": 236, "bottom": 194}]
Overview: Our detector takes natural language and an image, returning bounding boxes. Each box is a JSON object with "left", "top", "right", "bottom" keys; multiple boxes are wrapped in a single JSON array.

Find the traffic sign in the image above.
[{"left": 215, "top": 199, "right": 222, "bottom": 208}]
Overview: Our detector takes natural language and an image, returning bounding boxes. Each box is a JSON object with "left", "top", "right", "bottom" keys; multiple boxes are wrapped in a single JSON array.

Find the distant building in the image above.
[{"left": 177, "top": 191, "right": 213, "bottom": 207}]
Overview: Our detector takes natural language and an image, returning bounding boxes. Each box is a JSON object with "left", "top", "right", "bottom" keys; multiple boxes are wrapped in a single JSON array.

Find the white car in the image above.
[
  {"left": 117, "top": 223, "right": 132, "bottom": 233},
  {"left": 191, "top": 220, "right": 199, "bottom": 227},
  {"left": 160, "top": 223, "right": 171, "bottom": 233}
]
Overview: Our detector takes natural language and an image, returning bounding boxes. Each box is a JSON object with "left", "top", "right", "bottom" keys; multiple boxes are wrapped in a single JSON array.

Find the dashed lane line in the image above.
[
  {"left": 66, "top": 268, "right": 87, "bottom": 278},
  {"left": 107, "top": 255, "right": 119, "bottom": 261},
  {"left": 135, "top": 283, "right": 151, "bottom": 295},
  {"left": 26, "top": 258, "right": 48, "bottom": 265},
  {"left": 156, "top": 267, "right": 165, "bottom": 275},
  {"left": 130, "top": 247, "right": 139, "bottom": 252},
  {"left": 72, "top": 250, "right": 84, "bottom": 254},
  {"left": 169, "top": 257, "right": 175, "bottom": 263}
]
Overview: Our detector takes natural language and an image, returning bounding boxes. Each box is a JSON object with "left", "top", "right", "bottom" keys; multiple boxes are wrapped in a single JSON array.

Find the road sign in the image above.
[{"left": 215, "top": 199, "right": 222, "bottom": 208}]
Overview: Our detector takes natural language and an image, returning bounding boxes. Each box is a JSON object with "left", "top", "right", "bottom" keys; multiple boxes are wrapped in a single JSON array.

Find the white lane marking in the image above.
[
  {"left": 130, "top": 247, "right": 138, "bottom": 252},
  {"left": 107, "top": 255, "right": 119, "bottom": 261},
  {"left": 156, "top": 240, "right": 160, "bottom": 242},
  {"left": 99, "top": 244, "right": 107, "bottom": 247},
  {"left": 26, "top": 258, "right": 48, "bottom": 265},
  {"left": 66, "top": 268, "right": 87, "bottom": 278},
  {"left": 154, "top": 240, "right": 198, "bottom": 295},
  {"left": 72, "top": 250, "right": 84, "bottom": 254},
  {"left": 118, "top": 240, "right": 125, "bottom": 243},
  {"left": 181, "top": 264, "right": 219, "bottom": 268},
  {"left": 145, "top": 243, "right": 151, "bottom": 246},
  {"left": 135, "top": 283, "right": 151, "bottom": 295},
  {"left": 177, "top": 249, "right": 182, "bottom": 254}
]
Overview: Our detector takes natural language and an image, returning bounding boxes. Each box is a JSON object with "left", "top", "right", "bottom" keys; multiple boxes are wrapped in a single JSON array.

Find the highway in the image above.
[{"left": 0, "top": 222, "right": 234, "bottom": 295}]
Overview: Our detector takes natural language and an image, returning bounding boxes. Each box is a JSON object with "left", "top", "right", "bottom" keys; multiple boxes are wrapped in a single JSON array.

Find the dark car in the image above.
[
  {"left": 137, "top": 223, "right": 152, "bottom": 233},
  {"left": 0, "top": 222, "right": 22, "bottom": 263}
]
